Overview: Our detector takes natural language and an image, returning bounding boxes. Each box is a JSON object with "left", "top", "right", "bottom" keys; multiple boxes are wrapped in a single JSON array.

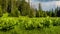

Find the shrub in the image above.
[
  {"left": 0, "top": 18, "right": 17, "bottom": 32},
  {"left": 52, "top": 18, "right": 60, "bottom": 26},
  {"left": 0, "top": 17, "right": 60, "bottom": 31}
]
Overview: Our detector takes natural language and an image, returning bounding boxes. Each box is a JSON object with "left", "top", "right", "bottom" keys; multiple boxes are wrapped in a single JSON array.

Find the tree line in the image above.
[{"left": 0, "top": 0, "right": 60, "bottom": 17}]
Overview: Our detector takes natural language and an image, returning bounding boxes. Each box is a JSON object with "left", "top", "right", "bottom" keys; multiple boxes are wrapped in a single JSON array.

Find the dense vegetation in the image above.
[
  {"left": 0, "top": 15, "right": 60, "bottom": 34},
  {"left": 0, "top": 0, "right": 60, "bottom": 34},
  {"left": 0, "top": 0, "right": 60, "bottom": 17}
]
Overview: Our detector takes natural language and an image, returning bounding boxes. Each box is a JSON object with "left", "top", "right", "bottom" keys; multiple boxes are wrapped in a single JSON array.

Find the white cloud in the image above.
[
  {"left": 30, "top": 1, "right": 60, "bottom": 11},
  {"left": 25, "top": 0, "right": 32, "bottom": 2},
  {"left": 56, "top": 1, "right": 60, "bottom": 7}
]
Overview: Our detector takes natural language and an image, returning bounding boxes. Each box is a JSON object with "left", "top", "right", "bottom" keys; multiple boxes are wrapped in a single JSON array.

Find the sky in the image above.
[{"left": 26, "top": 0, "right": 60, "bottom": 11}]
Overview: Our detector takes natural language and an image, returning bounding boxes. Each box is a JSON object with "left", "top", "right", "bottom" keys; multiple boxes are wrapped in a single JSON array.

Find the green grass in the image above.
[
  {"left": 0, "top": 26, "right": 60, "bottom": 34},
  {"left": 0, "top": 17, "right": 60, "bottom": 34}
]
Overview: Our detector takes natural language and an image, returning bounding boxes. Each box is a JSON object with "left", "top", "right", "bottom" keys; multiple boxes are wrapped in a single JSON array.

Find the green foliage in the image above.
[
  {"left": 0, "top": 17, "right": 60, "bottom": 34},
  {"left": 0, "top": 17, "right": 17, "bottom": 31},
  {"left": 2, "top": 13, "right": 8, "bottom": 17},
  {"left": 11, "top": 8, "right": 20, "bottom": 17},
  {"left": 0, "top": 6, "right": 3, "bottom": 17},
  {"left": 0, "top": 0, "right": 60, "bottom": 17},
  {"left": 52, "top": 18, "right": 60, "bottom": 26},
  {"left": 0, "top": 17, "right": 60, "bottom": 31}
]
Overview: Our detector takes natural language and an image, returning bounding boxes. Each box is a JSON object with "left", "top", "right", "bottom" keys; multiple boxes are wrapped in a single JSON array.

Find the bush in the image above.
[
  {"left": 0, "top": 17, "right": 60, "bottom": 31},
  {"left": 52, "top": 18, "right": 60, "bottom": 26},
  {"left": 0, "top": 18, "right": 18, "bottom": 32},
  {"left": 43, "top": 19, "right": 52, "bottom": 28},
  {"left": 2, "top": 13, "right": 9, "bottom": 17}
]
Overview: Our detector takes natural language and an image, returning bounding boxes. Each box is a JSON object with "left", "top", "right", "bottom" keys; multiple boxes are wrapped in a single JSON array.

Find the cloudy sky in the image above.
[{"left": 26, "top": 0, "right": 60, "bottom": 11}]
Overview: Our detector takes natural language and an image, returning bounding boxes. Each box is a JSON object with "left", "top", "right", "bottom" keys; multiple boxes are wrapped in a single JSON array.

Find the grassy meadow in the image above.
[{"left": 0, "top": 16, "right": 60, "bottom": 34}]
